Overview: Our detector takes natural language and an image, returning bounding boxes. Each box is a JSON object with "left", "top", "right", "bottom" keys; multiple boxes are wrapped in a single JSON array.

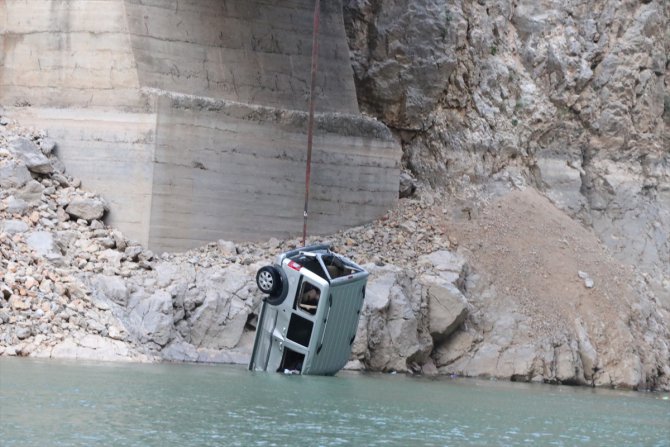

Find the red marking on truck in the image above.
[{"left": 288, "top": 261, "right": 302, "bottom": 271}]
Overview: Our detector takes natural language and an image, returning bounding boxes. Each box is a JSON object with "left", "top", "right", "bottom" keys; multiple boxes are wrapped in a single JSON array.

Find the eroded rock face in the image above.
[
  {"left": 436, "top": 190, "right": 670, "bottom": 390},
  {"left": 353, "top": 265, "right": 433, "bottom": 372},
  {"left": 343, "top": 0, "right": 669, "bottom": 305}
]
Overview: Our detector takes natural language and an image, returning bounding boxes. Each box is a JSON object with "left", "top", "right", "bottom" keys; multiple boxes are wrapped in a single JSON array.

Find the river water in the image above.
[{"left": 0, "top": 358, "right": 668, "bottom": 446}]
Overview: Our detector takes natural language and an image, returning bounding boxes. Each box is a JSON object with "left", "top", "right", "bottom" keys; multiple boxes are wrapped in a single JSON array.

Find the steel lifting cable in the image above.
[{"left": 302, "top": 0, "right": 320, "bottom": 247}]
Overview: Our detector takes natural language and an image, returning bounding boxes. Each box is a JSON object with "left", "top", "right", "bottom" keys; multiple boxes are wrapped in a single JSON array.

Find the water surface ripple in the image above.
[{"left": 0, "top": 358, "right": 668, "bottom": 446}]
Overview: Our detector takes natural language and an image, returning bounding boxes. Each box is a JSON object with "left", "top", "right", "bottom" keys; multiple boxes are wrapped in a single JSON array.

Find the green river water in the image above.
[{"left": 0, "top": 358, "right": 668, "bottom": 446}]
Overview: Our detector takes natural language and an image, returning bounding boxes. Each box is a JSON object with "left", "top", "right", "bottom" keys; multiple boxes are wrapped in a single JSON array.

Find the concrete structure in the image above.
[{"left": 0, "top": 0, "right": 400, "bottom": 251}]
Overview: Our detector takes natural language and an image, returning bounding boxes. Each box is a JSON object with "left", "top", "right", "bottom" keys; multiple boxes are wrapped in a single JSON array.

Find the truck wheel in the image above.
[
  {"left": 266, "top": 267, "right": 289, "bottom": 306},
  {"left": 256, "top": 266, "right": 280, "bottom": 294}
]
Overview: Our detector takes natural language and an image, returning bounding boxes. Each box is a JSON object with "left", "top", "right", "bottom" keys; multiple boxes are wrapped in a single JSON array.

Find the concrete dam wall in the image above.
[{"left": 0, "top": 0, "right": 401, "bottom": 251}]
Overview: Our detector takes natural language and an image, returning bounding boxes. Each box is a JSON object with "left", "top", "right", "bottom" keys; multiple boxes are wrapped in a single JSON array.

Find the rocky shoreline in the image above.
[{"left": 1, "top": 116, "right": 669, "bottom": 390}]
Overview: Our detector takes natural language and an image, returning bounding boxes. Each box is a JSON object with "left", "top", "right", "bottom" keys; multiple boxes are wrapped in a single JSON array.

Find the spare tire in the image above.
[
  {"left": 265, "top": 266, "right": 289, "bottom": 306},
  {"left": 256, "top": 266, "right": 280, "bottom": 294}
]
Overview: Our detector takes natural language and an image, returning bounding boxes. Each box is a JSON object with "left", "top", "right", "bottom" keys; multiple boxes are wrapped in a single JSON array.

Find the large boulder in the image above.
[
  {"left": 131, "top": 291, "right": 174, "bottom": 347},
  {"left": 91, "top": 275, "right": 129, "bottom": 307},
  {"left": 355, "top": 265, "right": 433, "bottom": 372},
  {"left": 421, "top": 276, "right": 468, "bottom": 342},
  {"left": 65, "top": 197, "right": 107, "bottom": 221},
  {"left": 8, "top": 137, "right": 52, "bottom": 174},
  {"left": 0, "top": 159, "right": 32, "bottom": 188}
]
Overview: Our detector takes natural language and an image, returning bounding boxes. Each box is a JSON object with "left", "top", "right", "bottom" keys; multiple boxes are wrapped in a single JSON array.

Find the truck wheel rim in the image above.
[{"left": 259, "top": 271, "right": 274, "bottom": 290}]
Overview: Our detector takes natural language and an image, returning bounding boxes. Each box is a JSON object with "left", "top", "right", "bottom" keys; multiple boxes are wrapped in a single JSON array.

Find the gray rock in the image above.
[
  {"left": 111, "top": 230, "right": 127, "bottom": 251},
  {"left": 132, "top": 291, "right": 174, "bottom": 347},
  {"left": 218, "top": 239, "right": 237, "bottom": 256},
  {"left": 399, "top": 172, "right": 417, "bottom": 198},
  {"left": 26, "top": 231, "right": 59, "bottom": 257},
  {"left": 161, "top": 341, "right": 199, "bottom": 362},
  {"left": 92, "top": 275, "right": 129, "bottom": 307},
  {"left": 39, "top": 138, "right": 57, "bottom": 155},
  {"left": 418, "top": 250, "right": 467, "bottom": 282},
  {"left": 49, "top": 334, "right": 148, "bottom": 362},
  {"left": 8, "top": 137, "right": 53, "bottom": 174},
  {"left": 344, "top": 0, "right": 457, "bottom": 129},
  {"left": 107, "top": 325, "right": 125, "bottom": 340},
  {"left": 90, "top": 220, "right": 104, "bottom": 230},
  {"left": 364, "top": 270, "right": 394, "bottom": 311},
  {"left": 554, "top": 343, "right": 586, "bottom": 385},
  {"left": 155, "top": 262, "right": 179, "bottom": 288},
  {"left": 1, "top": 219, "right": 29, "bottom": 234},
  {"left": 188, "top": 288, "right": 249, "bottom": 350},
  {"left": 139, "top": 250, "right": 154, "bottom": 262},
  {"left": 0, "top": 116, "right": 9, "bottom": 126},
  {"left": 576, "top": 320, "right": 598, "bottom": 380},
  {"left": 0, "top": 159, "right": 32, "bottom": 189},
  {"left": 98, "top": 249, "right": 123, "bottom": 268},
  {"left": 86, "top": 319, "right": 105, "bottom": 333},
  {"left": 97, "top": 237, "right": 116, "bottom": 249},
  {"left": 5, "top": 196, "right": 30, "bottom": 214},
  {"left": 0, "top": 284, "right": 11, "bottom": 300},
  {"left": 423, "top": 279, "right": 468, "bottom": 342},
  {"left": 65, "top": 198, "right": 106, "bottom": 221},
  {"left": 124, "top": 245, "right": 143, "bottom": 261},
  {"left": 16, "top": 180, "right": 45, "bottom": 202},
  {"left": 54, "top": 230, "right": 79, "bottom": 253},
  {"left": 578, "top": 271, "right": 594, "bottom": 288},
  {"left": 15, "top": 326, "right": 32, "bottom": 340},
  {"left": 357, "top": 266, "right": 433, "bottom": 372},
  {"left": 51, "top": 173, "right": 70, "bottom": 187}
]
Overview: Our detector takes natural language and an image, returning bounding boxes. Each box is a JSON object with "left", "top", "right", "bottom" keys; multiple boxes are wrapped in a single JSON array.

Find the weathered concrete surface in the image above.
[
  {"left": 0, "top": 0, "right": 144, "bottom": 109},
  {"left": 0, "top": 0, "right": 401, "bottom": 251},
  {"left": 123, "top": 0, "right": 359, "bottom": 114},
  {"left": 149, "top": 92, "right": 399, "bottom": 250}
]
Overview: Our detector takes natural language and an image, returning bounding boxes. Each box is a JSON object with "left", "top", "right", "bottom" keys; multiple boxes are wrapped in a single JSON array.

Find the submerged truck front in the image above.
[{"left": 248, "top": 245, "right": 368, "bottom": 375}]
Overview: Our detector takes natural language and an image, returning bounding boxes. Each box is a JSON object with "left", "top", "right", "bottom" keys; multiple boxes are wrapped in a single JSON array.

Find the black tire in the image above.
[
  {"left": 265, "top": 267, "right": 289, "bottom": 306},
  {"left": 256, "top": 266, "right": 280, "bottom": 294}
]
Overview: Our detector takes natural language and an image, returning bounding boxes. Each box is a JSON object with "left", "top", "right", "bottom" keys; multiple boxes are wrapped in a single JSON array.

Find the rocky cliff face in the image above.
[
  {"left": 343, "top": 0, "right": 669, "bottom": 302},
  {"left": 341, "top": 0, "right": 669, "bottom": 387}
]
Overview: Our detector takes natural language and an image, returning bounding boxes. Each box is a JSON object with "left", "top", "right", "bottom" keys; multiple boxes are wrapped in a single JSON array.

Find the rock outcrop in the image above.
[{"left": 343, "top": 0, "right": 669, "bottom": 308}]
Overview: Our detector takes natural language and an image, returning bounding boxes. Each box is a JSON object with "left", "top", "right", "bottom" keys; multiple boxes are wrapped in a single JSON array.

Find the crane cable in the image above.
[{"left": 302, "top": 0, "right": 320, "bottom": 247}]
